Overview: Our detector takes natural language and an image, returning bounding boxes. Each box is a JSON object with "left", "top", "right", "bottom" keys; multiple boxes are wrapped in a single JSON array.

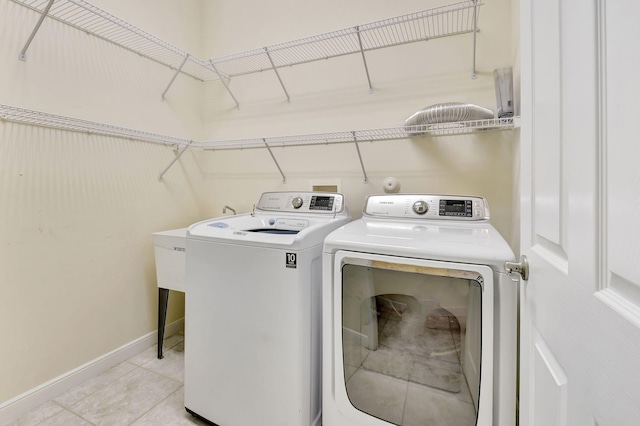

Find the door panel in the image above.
[
  {"left": 531, "top": 0, "right": 563, "bottom": 250},
  {"left": 531, "top": 329, "right": 567, "bottom": 426},
  {"left": 601, "top": 0, "right": 640, "bottom": 316},
  {"left": 521, "top": 0, "right": 640, "bottom": 425}
]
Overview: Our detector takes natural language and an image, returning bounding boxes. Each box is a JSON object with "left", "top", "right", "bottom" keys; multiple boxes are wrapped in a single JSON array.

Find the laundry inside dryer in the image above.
[{"left": 341, "top": 265, "right": 481, "bottom": 425}]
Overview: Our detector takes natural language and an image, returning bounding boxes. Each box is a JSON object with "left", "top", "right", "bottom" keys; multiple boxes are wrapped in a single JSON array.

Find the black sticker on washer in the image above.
[{"left": 286, "top": 252, "right": 297, "bottom": 268}]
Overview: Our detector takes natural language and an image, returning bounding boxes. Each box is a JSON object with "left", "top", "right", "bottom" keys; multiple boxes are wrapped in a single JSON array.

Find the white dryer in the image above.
[
  {"left": 323, "top": 194, "right": 517, "bottom": 426},
  {"left": 185, "top": 191, "right": 351, "bottom": 426}
]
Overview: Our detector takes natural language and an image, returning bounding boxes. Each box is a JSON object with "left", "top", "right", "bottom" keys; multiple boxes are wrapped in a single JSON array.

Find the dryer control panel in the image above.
[
  {"left": 256, "top": 192, "right": 345, "bottom": 214},
  {"left": 364, "top": 194, "right": 490, "bottom": 220}
]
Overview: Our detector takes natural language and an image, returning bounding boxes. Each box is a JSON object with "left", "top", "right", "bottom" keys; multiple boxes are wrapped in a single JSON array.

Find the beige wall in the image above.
[
  {"left": 0, "top": 0, "right": 203, "bottom": 404},
  {"left": 0, "top": 0, "right": 519, "bottom": 407},
  {"left": 198, "top": 0, "right": 518, "bottom": 243}
]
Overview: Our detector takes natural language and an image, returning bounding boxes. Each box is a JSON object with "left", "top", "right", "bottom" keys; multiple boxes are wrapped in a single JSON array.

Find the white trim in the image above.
[
  {"left": 0, "top": 319, "right": 184, "bottom": 426},
  {"left": 597, "top": 288, "right": 640, "bottom": 330}
]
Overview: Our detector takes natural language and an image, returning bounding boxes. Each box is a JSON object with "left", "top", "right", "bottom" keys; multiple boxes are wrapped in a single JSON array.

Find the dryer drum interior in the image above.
[{"left": 339, "top": 258, "right": 491, "bottom": 426}]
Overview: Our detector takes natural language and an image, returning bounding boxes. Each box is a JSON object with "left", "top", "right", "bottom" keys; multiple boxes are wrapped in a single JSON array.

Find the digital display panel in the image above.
[
  {"left": 445, "top": 200, "right": 466, "bottom": 212},
  {"left": 439, "top": 199, "right": 473, "bottom": 217},
  {"left": 310, "top": 196, "right": 334, "bottom": 211}
]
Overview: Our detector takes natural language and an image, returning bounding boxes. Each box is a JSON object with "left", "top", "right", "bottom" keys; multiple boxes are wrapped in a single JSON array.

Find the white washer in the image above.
[
  {"left": 185, "top": 191, "right": 351, "bottom": 426},
  {"left": 323, "top": 194, "right": 517, "bottom": 426}
]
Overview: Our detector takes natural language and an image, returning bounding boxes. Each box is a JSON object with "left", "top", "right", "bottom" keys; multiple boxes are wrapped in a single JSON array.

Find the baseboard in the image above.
[{"left": 0, "top": 318, "right": 184, "bottom": 425}]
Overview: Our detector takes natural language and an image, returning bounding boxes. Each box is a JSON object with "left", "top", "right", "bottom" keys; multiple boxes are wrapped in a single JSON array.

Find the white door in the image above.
[{"left": 520, "top": 0, "right": 640, "bottom": 425}]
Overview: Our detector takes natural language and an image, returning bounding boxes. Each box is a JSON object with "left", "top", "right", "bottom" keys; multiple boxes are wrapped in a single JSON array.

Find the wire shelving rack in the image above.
[
  {"left": 212, "top": 1, "right": 482, "bottom": 78},
  {"left": 6, "top": 1, "right": 501, "bottom": 181},
  {"left": 0, "top": 104, "right": 514, "bottom": 182},
  {"left": 11, "top": 0, "right": 213, "bottom": 82},
  {"left": 11, "top": 0, "right": 483, "bottom": 105}
]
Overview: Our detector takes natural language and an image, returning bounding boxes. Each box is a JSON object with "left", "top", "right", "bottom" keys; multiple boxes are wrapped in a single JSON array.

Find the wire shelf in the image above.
[
  {"left": 0, "top": 104, "right": 513, "bottom": 149},
  {"left": 10, "top": 0, "right": 213, "bottom": 81},
  {"left": 11, "top": 0, "right": 482, "bottom": 104},
  {"left": 12, "top": 0, "right": 481, "bottom": 81},
  {"left": 0, "top": 103, "right": 513, "bottom": 181},
  {"left": 211, "top": 1, "right": 482, "bottom": 77},
  {"left": 199, "top": 118, "right": 514, "bottom": 150},
  {"left": 0, "top": 104, "right": 192, "bottom": 146}
]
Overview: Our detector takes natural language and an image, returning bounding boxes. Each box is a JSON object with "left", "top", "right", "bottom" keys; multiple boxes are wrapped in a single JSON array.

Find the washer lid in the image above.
[{"left": 187, "top": 212, "right": 351, "bottom": 249}]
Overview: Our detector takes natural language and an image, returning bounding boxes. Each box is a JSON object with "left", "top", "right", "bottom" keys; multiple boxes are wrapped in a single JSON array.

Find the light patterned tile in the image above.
[
  {"left": 127, "top": 346, "right": 157, "bottom": 367},
  {"left": 171, "top": 340, "right": 184, "bottom": 353},
  {"left": 7, "top": 400, "right": 64, "bottom": 426},
  {"left": 38, "top": 409, "right": 92, "bottom": 426},
  {"left": 53, "top": 361, "right": 137, "bottom": 407},
  {"left": 70, "top": 367, "right": 181, "bottom": 426},
  {"left": 131, "top": 387, "right": 207, "bottom": 426},
  {"left": 128, "top": 333, "right": 183, "bottom": 367},
  {"left": 163, "top": 334, "right": 184, "bottom": 351},
  {"left": 140, "top": 348, "right": 184, "bottom": 383}
]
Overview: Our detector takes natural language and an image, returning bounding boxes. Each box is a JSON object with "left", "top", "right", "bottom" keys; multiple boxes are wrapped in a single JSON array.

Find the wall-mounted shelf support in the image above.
[
  {"left": 265, "top": 48, "right": 291, "bottom": 103},
  {"left": 471, "top": 0, "right": 479, "bottom": 79},
  {"left": 353, "top": 132, "right": 369, "bottom": 183},
  {"left": 162, "top": 54, "right": 190, "bottom": 101},
  {"left": 158, "top": 142, "right": 193, "bottom": 182},
  {"left": 18, "top": 0, "right": 55, "bottom": 61},
  {"left": 355, "top": 26, "right": 374, "bottom": 94},
  {"left": 209, "top": 60, "right": 240, "bottom": 109},
  {"left": 263, "top": 139, "right": 286, "bottom": 183}
]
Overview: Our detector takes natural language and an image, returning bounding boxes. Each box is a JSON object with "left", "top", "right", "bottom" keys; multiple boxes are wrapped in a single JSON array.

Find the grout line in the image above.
[
  {"left": 64, "top": 406, "right": 97, "bottom": 426},
  {"left": 137, "top": 354, "right": 184, "bottom": 385},
  {"left": 126, "top": 385, "right": 184, "bottom": 426},
  {"left": 52, "top": 362, "right": 139, "bottom": 410}
]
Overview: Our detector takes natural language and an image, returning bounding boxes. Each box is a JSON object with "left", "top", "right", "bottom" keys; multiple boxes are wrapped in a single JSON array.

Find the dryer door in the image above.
[{"left": 330, "top": 251, "right": 494, "bottom": 426}]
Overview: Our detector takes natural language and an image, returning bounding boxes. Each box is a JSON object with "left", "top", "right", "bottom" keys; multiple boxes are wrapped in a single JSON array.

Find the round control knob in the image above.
[
  {"left": 412, "top": 200, "right": 429, "bottom": 215},
  {"left": 292, "top": 196, "right": 304, "bottom": 209}
]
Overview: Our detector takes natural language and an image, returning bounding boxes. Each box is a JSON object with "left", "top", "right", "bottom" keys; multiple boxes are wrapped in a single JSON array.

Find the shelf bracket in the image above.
[
  {"left": 263, "top": 139, "right": 286, "bottom": 183},
  {"left": 355, "top": 26, "right": 374, "bottom": 94},
  {"left": 471, "top": 0, "right": 479, "bottom": 79},
  {"left": 264, "top": 48, "right": 291, "bottom": 103},
  {"left": 352, "top": 132, "right": 369, "bottom": 183},
  {"left": 161, "top": 54, "right": 189, "bottom": 101},
  {"left": 209, "top": 60, "right": 240, "bottom": 109},
  {"left": 158, "top": 142, "right": 192, "bottom": 182},
  {"left": 19, "top": 0, "right": 56, "bottom": 61}
]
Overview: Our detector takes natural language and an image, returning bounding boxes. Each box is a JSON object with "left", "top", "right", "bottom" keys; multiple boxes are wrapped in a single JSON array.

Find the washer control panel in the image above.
[
  {"left": 364, "top": 194, "right": 490, "bottom": 220},
  {"left": 256, "top": 192, "right": 345, "bottom": 214}
]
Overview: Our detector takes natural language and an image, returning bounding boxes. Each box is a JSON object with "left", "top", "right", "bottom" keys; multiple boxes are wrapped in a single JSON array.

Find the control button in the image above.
[
  {"left": 292, "top": 196, "right": 304, "bottom": 209},
  {"left": 269, "top": 219, "right": 275, "bottom": 225},
  {"left": 412, "top": 200, "right": 429, "bottom": 215}
]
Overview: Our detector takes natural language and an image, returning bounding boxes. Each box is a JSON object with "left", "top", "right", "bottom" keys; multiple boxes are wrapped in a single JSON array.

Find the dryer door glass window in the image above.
[{"left": 341, "top": 263, "right": 483, "bottom": 426}]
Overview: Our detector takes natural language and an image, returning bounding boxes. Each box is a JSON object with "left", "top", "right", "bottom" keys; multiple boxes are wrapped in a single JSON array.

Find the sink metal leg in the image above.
[{"left": 158, "top": 288, "right": 170, "bottom": 359}]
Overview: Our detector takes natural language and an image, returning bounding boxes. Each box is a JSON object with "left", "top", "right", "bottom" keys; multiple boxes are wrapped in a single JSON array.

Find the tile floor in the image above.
[
  {"left": 10, "top": 292, "right": 479, "bottom": 426},
  {"left": 8, "top": 334, "right": 207, "bottom": 426}
]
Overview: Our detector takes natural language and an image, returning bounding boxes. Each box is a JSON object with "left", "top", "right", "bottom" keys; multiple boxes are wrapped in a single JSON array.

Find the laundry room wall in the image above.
[
  {"left": 0, "top": 0, "right": 204, "bottom": 406},
  {"left": 0, "top": 0, "right": 522, "bottom": 417},
  {"left": 197, "top": 0, "right": 519, "bottom": 246}
]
